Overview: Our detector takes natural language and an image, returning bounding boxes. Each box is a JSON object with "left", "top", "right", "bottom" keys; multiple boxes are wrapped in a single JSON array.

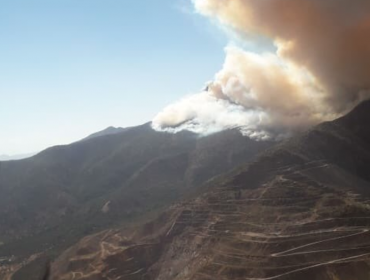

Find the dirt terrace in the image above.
[{"left": 50, "top": 160, "right": 370, "bottom": 280}]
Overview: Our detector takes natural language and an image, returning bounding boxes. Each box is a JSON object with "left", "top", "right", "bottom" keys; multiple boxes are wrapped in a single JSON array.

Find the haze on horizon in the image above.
[{"left": 0, "top": 0, "right": 226, "bottom": 156}]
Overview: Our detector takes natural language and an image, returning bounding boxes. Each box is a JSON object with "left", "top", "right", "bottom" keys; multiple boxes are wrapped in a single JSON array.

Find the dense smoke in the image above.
[{"left": 152, "top": 0, "right": 370, "bottom": 140}]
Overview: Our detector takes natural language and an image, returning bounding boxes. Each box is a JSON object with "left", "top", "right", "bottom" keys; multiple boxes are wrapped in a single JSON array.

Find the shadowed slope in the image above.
[{"left": 0, "top": 124, "right": 272, "bottom": 280}]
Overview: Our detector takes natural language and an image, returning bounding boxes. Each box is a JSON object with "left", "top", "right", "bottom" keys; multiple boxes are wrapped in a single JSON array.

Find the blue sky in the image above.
[{"left": 0, "top": 0, "right": 227, "bottom": 155}]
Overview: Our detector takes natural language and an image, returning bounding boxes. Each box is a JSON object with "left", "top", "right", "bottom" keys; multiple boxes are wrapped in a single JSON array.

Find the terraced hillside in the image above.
[{"left": 49, "top": 101, "right": 370, "bottom": 280}]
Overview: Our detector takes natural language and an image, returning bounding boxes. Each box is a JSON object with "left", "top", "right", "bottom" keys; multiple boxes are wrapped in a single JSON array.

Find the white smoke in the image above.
[{"left": 152, "top": 0, "right": 370, "bottom": 140}]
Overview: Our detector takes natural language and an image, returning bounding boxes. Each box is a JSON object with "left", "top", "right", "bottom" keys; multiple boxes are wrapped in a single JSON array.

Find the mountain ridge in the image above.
[
  {"left": 81, "top": 126, "right": 131, "bottom": 142},
  {"left": 48, "top": 100, "right": 370, "bottom": 280}
]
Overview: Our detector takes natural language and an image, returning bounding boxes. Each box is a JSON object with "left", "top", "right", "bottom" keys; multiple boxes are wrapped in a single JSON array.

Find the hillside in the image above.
[
  {"left": 49, "top": 101, "right": 370, "bottom": 280},
  {"left": 0, "top": 123, "right": 272, "bottom": 280}
]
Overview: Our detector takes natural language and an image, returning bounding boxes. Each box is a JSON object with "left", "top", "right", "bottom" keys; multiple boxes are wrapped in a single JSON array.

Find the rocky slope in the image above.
[
  {"left": 49, "top": 101, "right": 370, "bottom": 280},
  {"left": 0, "top": 123, "right": 272, "bottom": 280}
]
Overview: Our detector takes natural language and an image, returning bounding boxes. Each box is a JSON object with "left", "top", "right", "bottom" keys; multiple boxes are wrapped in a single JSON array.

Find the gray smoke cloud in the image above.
[{"left": 152, "top": 0, "right": 370, "bottom": 140}]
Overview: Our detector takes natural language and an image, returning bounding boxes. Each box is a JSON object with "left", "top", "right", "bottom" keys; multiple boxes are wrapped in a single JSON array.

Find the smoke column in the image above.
[{"left": 152, "top": 0, "right": 370, "bottom": 140}]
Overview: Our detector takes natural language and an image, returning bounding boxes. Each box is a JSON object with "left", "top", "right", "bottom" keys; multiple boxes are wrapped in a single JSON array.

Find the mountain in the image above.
[
  {"left": 0, "top": 123, "right": 272, "bottom": 280},
  {"left": 49, "top": 101, "right": 370, "bottom": 280}
]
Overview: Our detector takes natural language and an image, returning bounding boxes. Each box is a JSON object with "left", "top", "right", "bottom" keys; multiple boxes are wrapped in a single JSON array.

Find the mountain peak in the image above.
[{"left": 82, "top": 126, "right": 129, "bottom": 141}]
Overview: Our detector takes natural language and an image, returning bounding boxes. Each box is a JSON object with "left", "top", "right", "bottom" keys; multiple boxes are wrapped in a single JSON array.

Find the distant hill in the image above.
[
  {"left": 0, "top": 127, "right": 128, "bottom": 162},
  {"left": 0, "top": 123, "right": 272, "bottom": 280},
  {"left": 49, "top": 101, "right": 370, "bottom": 280}
]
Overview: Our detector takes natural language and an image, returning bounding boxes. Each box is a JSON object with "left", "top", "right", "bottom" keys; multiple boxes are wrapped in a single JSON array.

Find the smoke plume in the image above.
[{"left": 152, "top": 0, "right": 370, "bottom": 140}]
